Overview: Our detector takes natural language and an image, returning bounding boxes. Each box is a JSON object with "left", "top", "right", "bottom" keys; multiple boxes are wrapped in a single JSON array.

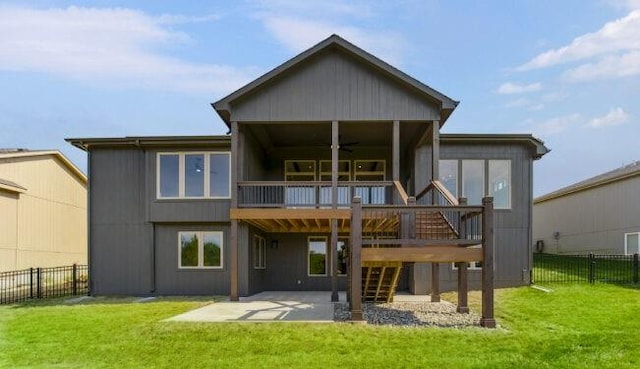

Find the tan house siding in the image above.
[
  {"left": 0, "top": 152, "right": 87, "bottom": 272},
  {"left": 533, "top": 175, "right": 640, "bottom": 254}
]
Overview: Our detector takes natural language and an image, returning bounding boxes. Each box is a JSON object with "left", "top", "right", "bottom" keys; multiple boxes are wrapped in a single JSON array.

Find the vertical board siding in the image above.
[
  {"left": 232, "top": 51, "right": 439, "bottom": 122},
  {"left": 153, "top": 224, "right": 231, "bottom": 295},
  {"left": 90, "top": 148, "right": 151, "bottom": 294},
  {"left": 0, "top": 155, "right": 87, "bottom": 272},
  {"left": 533, "top": 175, "right": 640, "bottom": 254}
]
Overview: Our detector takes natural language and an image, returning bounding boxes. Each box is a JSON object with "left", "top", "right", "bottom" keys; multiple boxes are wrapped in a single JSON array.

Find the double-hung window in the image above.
[
  {"left": 179, "top": 231, "right": 223, "bottom": 269},
  {"left": 158, "top": 152, "right": 230, "bottom": 199}
]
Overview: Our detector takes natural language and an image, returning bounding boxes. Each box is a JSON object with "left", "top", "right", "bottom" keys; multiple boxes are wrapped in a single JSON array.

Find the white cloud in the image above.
[
  {"left": 505, "top": 98, "right": 530, "bottom": 108},
  {"left": 605, "top": 0, "right": 640, "bottom": 10},
  {"left": 252, "top": 1, "right": 407, "bottom": 66},
  {"left": 526, "top": 113, "right": 582, "bottom": 136},
  {"left": 0, "top": 6, "right": 257, "bottom": 94},
  {"left": 563, "top": 50, "right": 640, "bottom": 81},
  {"left": 588, "top": 107, "right": 629, "bottom": 128},
  {"left": 497, "top": 82, "right": 542, "bottom": 94},
  {"left": 518, "top": 9, "right": 640, "bottom": 71},
  {"left": 528, "top": 104, "right": 545, "bottom": 111}
]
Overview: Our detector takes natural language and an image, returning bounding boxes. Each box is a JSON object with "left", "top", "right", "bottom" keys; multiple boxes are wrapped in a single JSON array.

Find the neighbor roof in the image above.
[
  {"left": 0, "top": 177, "right": 26, "bottom": 193},
  {"left": 0, "top": 149, "right": 86, "bottom": 184},
  {"left": 213, "top": 34, "right": 459, "bottom": 126},
  {"left": 535, "top": 161, "right": 640, "bottom": 203}
]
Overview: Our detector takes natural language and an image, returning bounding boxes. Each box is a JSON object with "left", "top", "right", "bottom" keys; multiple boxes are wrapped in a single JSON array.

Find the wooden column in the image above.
[
  {"left": 392, "top": 120, "right": 400, "bottom": 205},
  {"left": 457, "top": 197, "right": 469, "bottom": 313},
  {"left": 230, "top": 121, "right": 240, "bottom": 301},
  {"left": 349, "top": 197, "right": 363, "bottom": 321},
  {"left": 430, "top": 120, "right": 441, "bottom": 303},
  {"left": 480, "top": 196, "right": 496, "bottom": 328},
  {"left": 331, "top": 121, "right": 339, "bottom": 302}
]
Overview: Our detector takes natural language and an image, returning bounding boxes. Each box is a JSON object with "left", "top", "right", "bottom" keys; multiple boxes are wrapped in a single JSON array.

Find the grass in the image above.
[{"left": 1, "top": 285, "right": 639, "bottom": 368}]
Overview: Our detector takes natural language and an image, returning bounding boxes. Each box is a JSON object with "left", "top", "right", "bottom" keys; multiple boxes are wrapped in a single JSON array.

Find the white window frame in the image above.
[
  {"left": 624, "top": 232, "right": 640, "bottom": 255},
  {"left": 308, "top": 236, "right": 328, "bottom": 276},
  {"left": 253, "top": 235, "right": 266, "bottom": 269},
  {"left": 157, "top": 152, "right": 231, "bottom": 200},
  {"left": 178, "top": 231, "right": 224, "bottom": 269},
  {"left": 451, "top": 261, "right": 482, "bottom": 270}
]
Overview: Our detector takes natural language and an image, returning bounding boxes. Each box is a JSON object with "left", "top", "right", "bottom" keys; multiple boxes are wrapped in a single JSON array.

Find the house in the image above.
[
  {"left": 533, "top": 161, "right": 640, "bottom": 255},
  {"left": 0, "top": 149, "right": 87, "bottom": 272},
  {"left": 67, "top": 35, "right": 548, "bottom": 325}
]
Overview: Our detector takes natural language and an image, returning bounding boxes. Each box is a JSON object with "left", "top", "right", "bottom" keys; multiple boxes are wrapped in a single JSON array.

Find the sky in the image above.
[{"left": 1, "top": 0, "right": 639, "bottom": 196}]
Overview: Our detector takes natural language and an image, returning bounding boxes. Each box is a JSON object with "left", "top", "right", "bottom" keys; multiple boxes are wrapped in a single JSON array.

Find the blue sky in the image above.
[{"left": 1, "top": 0, "right": 639, "bottom": 196}]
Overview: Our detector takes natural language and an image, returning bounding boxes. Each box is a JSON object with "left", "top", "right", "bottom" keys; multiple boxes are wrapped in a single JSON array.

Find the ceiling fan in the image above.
[{"left": 318, "top": 136, "right": 359, "bottom": 153}]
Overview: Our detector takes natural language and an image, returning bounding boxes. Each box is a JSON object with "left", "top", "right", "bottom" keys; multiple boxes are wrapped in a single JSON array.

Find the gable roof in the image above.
[
  {"left": 0, "top": 149, "right": 87, "bottom": 185},
  {"left": 213, "top": 34, "right": 458, "bottom": 126},
  {"left": 535, "top": 161, "right": 640, "bottom": 203}
]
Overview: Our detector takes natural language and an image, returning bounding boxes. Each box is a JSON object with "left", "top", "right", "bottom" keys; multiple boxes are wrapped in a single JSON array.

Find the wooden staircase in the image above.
[
  {"left": 415, "top": 211, "right": 458, "bottom": 240},
  {"left": 361, "top": 261, "right": 403, "bottom": 303}
]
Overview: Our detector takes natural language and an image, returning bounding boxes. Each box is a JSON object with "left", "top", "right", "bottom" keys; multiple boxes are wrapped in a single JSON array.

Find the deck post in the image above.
[
  {"left": 230, "top": 120, "right": 240, "bottom": 301},
  {"left": 331, "top": 120, "right": 339, "bottom": 302},
  {"left": 457, "top": 197, "right": 469, "bottom": 313},
  {"left": 480, "top": 196, "right": 496, "bottom": 328},
  {"left": 429, "top": 121, "right": 441, "bottom": 302},
  {"left": 349, "top": 197, "right": 363, "bottom": 321}
]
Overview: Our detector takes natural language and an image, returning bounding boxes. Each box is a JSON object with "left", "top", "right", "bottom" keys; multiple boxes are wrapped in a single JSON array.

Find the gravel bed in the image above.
[{"left": 334, "top": 301, "right": 481, "bottom": 327}]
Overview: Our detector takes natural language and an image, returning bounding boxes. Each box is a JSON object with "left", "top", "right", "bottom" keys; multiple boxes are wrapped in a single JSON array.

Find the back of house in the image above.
[{"left": 68, "top": 35, "right": 547, "bottom": 298}]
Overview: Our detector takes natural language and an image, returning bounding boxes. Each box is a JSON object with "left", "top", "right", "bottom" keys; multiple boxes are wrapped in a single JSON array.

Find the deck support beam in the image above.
[
  {"left": 430, "top": 120, "right": 441, "bottom": 302},
  {"left": 480, "top": 196, "right": 496, "bottom": 328},
  {"left": 230, "top": 121, "right": 240, "bottom": 301},
  {"left": 331, "top": 120, "right": 339, "bottom": 302},
  {"left": 349, "top": 197, "right": 363, "bottom": 321},
  {"left": 456, "top": 262, "right": 469, "bottom": 313}
]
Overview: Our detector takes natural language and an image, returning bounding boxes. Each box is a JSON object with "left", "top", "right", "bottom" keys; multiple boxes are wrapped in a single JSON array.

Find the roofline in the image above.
[
  {"left": 212, "top": 34, "right": 459, "bottom": 127},
  {"left": 66, "top": 135, "right": 231, "bottom": 151},
  {"left": 440, "top": 133, "right": 550, "bottom": 160},
  {"left": 534, "top": 165, "right": 640, "bottom": 204},
  {"left": 0, "top": 150, "right": 87, "bottom": 184}
]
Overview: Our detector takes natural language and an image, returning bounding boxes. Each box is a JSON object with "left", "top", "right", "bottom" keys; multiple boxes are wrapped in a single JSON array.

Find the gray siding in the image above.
[
  {"left": 154, "top": 224, "right": 232, "bottom": 295},
  {"left": 533, "top": 176, "right": 640, "bottom": 254},
  {"left": 89, "top": 148, "right": 152, "bottom": 295},
  {"left": 411, "top": 143, "right": 535, "bottom": 292},
  {"left": 231, "top": 50, "right": 440, "bottom": 122}
]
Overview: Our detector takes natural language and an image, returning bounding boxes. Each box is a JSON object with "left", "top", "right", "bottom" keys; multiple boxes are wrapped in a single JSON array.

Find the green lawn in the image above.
[{"left": 1, "top": 285, "right": 639, "bottom": 369}]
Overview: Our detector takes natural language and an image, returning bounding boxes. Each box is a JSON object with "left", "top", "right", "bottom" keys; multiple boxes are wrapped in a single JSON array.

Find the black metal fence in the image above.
[
  {"left": 532, "top": 253, "right": 639, "bottom": 285},
  {"left": 0, "top": 264, "right": 88, "bottom": 304}
]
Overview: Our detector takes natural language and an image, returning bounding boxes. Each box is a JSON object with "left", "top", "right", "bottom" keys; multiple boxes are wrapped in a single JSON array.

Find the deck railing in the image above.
[{"left": 238, "top": 181, "right": 396, "bottom": 208}]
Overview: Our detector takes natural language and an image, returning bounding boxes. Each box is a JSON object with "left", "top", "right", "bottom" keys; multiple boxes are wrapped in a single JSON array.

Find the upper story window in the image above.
[
  {"left": 439, "top": 159, "right": 512, "bottom": 209},
  {"left": 157, "top": 152, "right": 231, "bottom": 199}
]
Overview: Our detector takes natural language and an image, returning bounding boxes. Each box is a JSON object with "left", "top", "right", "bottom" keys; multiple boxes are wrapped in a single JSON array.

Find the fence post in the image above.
[
  {"left": 36, "top": 267, "right": 42, "bottom": 299},
  {"left": 30, "top": 267, "right": 34, "bottom": 299},
  {"left": 72, "top": 264, "right": 77, "bottom": 295},
  {"left": 633, "top": 254, "right": 639, "bottom": 284},
  {"left": 588, "top": 253, "right": 595, "bottom": 284}
]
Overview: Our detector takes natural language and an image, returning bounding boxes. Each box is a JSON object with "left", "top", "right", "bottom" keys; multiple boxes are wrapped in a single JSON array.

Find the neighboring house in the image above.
[
  {"left": 0, "top": 149, "right": 87, "bottom": 272},
  {"left": 68, "top": 35, "right": 547, "bottom": 324},
  {"left": 533, "top": 161, "right": 640, "bottom": 255}
]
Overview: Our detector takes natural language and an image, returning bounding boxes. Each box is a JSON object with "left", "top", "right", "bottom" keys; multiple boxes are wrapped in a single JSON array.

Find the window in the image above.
[
  {"left": 253, "top": 235, "right": 266, "bottom": 269},
  {"left": 625, "top": 233, "right": 640, "bottom": 255},
  {"left": 443, "top": 159, "right": 512, "bottom": 209},
  {"left": 452, "top": 261, "right": 483, "bottom": 270},
  {"left": 179, "top": 231, "right": 223, "bottom": 269},
  {"left": 308, "top": 236, "right": 328, "bottom": 276},
  {"left": 157, "top": 152, "right": 230, "bottom": 199},
  {"left": 337, "top": 238, "right": 349, "bottom": 275},
  {"left": 489, "top": 160, "right": 511, "bottom": 209},
  {"left": 354, "top": 160, "right": 386, "bottom": 204},
  {"left": 462, "top": 160, "right": 484, "bottom": 205},
  {"left": 439, "top": 160, "right": 458, "bottom": 199}
]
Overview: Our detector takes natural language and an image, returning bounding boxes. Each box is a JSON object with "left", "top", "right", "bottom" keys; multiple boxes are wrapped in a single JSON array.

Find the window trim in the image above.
[
  {"left": 624, "top": 232, "right": 640, "bottom": 255},
  {"left": 157, "top": 152, "right": 231, "bottom": 200},
  {"left": 178, "top": 231, "right": 224, "bottom": 269},
  {"left": 488, "top": 160, "right": 511, "bottom": 210},
  {"left": 253, "top": 235, "right": 266, "bottom": 269},
  {"left": 337, "top": 237, "right": 349, "bottom": 276},
  {"left": 451, "top": 261, "right": 482, "bottom": 270},
  {"left": 308, "top": 236, "right": 328, "bottom": 277}
]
